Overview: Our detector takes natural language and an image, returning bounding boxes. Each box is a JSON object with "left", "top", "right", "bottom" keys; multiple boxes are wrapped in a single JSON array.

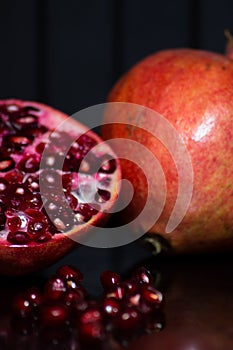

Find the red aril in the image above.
[{"left": 0, "top": 99, "right": 121, "bottom": 275}]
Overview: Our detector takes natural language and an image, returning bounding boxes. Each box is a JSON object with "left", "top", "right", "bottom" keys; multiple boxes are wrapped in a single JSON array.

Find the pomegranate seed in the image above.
[
  {"left": 74, "top": 300, "right": 89, "bottom": 317},
  {"left": 0, "top": 157, "right": 15, "bottom": 172},
  {"left": 102, "top": 297, "right": 120, "bottom": 317},
  {"left": 40, "top": 305, "right": 69, "bottom": 327},
  {"left": 24, "top": 175, "right": 40, "bottom": 193},
  {"left": 28, "top": 221, "right": 48, "bottom": 238},
  {"left": 79, "top": 321, "right": 105, "bottom": 344},
  {"left": 14, "top": 114, "right": 38, "bottom": 128},
  {"left": 96, "top": 189, "right": 111, "bottom": 202},
  {"left": 128, "top": 291, "right": 141, "bottom": 306},
  {"left": 7, "top": 214, "right": 22, "bottom": 232},
  {"left": 18, "top": 155, "right": 40, "bottom": 173},
  {"left": 62, "top": 173, "right": 75, "bottom": 192},
  {"left": 5, "top": 169, "right": 23, "bottom": 184},
  {"left": 100, "top": 270, "right": 121, "bottom": 291},
  {"left": 4, "top": 103, "right": 20, "bottom": 113},
  {"left": 35, "top": 142, "right": 46, "bottom": 154},
  {"left": 76, "top": 134, "right": 97, "bottom": 154},
  {"left": 27, "top": 125, "right": 48, "bottom": 137},
  {"left": 115, "top": 307, "right": 141, "bottom": 332},
  {"left": 76, "top": 203, "right": 99, "bottom": 222},
  {"left": 57, "top": 265, "right": 83, "bottom": 283},
  {"left": 66, "top": 279, "right": 88, "bottom": 297},
  {"left": 106, "top": 285, "right": 125, "bottom": 300},
  {"left": 27, "top": 194, "right": 43, "bottom": 209},
  {"left": 65, "top": 193, "right": 78, "bottom": 210},
  {"left": 44, "top": 276, "right": 67, "bottom": 301},
  {"left": 0, "top": 178, "right": 8, "bottom": 194},
  {"left": 7, "top": 231, "right": 31, "bottom": 245},
  {"left": 11, "top": 135, "right": 32, "bottom": 145},
  {"left": 2, "top": 134, "right": 33, "bottom": 152},
  {"left": 40, "top": 169, "right": 61, "bottom": 188},
  {"left": 132, "top": 267, "right": 154, "bottom": 285},
  {"left": 63, "top": 290, "right": 84, "bottom": 307},
  {"left": 99, "top": 157, "right": 117, "bottom": 174},
  {"left": 122, "top": 280, "right": 139, "bottom": 295},
  {"left": 79, "top": 306, "right": 102, "bottom": 324},
  {"left": 8, "top": 184, "right": 33, "bottom": 210},
  {"left": 26, "top": 287, "right": 43, "bottom": 307},
  {"left": 25, "top": 208, "right": 47, "bottom": 222},
  {"left": 141, "top": 285, "right": 163, "bottom": 308},
  {"left": 12, "top": 295, "right": 33, "bottom": 318}
]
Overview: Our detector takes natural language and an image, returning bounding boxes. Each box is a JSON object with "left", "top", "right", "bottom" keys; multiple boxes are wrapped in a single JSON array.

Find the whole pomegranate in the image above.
[
  {"left": 102, "top": 46, "right": 233, "bottom": 254},
  {"left": 0, "top": 99, "right": 121, "bottom": 275}
]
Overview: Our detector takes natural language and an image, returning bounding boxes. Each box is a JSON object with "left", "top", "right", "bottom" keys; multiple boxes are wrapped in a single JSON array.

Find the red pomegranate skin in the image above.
[{"left": 102, "top": 49, "right": 233, "bottom": 254}]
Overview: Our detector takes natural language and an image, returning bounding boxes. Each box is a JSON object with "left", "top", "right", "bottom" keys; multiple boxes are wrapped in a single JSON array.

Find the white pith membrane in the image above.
[{"left": 0, "top": 101, "right": 119, "bottom": 245}]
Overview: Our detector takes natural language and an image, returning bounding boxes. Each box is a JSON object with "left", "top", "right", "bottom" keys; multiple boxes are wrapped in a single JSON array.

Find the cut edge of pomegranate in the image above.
[{"left": 0, "top": 99, "right": 121, "bottom": 275}]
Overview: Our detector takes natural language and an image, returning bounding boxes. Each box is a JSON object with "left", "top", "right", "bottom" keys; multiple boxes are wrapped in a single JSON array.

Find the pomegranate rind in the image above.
[{"left": 102, "top": 49, "right": 233, "bottom": 254}]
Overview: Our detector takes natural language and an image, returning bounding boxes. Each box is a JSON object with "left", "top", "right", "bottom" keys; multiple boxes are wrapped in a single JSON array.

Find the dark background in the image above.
[{"left": 0, "top": 0, "right": 233, "bottom": 115}]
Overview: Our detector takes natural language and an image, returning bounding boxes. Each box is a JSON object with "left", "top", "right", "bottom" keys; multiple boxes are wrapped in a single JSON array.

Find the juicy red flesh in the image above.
[
  {"left": 0, "top": 101, "right": 118, "bottom": 246},
  {"left": 10, "top": 265, "right": 165, "bottom": 348}
]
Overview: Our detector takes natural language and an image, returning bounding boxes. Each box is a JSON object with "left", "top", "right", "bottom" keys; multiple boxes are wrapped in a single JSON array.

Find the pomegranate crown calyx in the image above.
[{"left": 224, "top": 29, "right": 233, "bottom": 60}]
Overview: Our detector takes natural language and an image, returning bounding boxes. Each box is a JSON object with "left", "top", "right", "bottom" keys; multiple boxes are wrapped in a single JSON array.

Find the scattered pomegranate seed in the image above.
[
  {"left": 132, "top": 266, "right": 155, "bottom": 285},
  {"left": 0, "top": 157, "right": 15, "bottom": 172},
  {"left": 100, "top": 270, "right": 121, "bottom": 291},
  {"left": 26, "top": 287, "right": 43, "bottom": 308},
  {"left": 115, "top": 306, "right": 142, "bottom": 332},
  {"left": 79, "top": 306, "right": 102, "bottom": 325},
  {"left": 44, "top": 276, "right": 67, "bottom": 301},
  {"left": 57, "top": 265, "right": 83, "bottom": 283},
  {"left": 102, "top": 297, "right": 120, "bottom": 317},
  {"left": 79, "top": 321, "right": 105, "bottom": 344},
  {"left": 9, "top": 265, "right": 164, "bottom": 348},
  {"left": 12, "top": 295, "right": 33, "bottom": 318},
  {"left": 141, "top": 285, "right": 164, "bottom": 307},
  {"left": 63, "top": 290, "right": 85, "bottom": 307},
  {"left": 40, "top": 304, "right": 69, "bottom": 327}
]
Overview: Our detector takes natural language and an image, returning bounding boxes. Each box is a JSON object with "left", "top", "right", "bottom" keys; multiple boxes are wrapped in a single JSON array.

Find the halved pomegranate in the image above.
[{"left": 0, "top": 99, "right": 121, "bottom": 275}]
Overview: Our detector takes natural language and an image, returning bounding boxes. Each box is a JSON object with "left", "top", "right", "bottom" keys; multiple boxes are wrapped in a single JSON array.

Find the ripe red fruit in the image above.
[
  {"left": 102, "top": 44, "right": 233, "bottom": 254},
  {"left": 0, "top": 99, "right": 121, "bottom": 275}
]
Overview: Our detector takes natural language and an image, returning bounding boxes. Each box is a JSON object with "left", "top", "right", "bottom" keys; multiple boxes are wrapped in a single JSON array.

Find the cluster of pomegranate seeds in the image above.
[
  {"left": 9, "top": 265, "right": 165, "bottom": 349},
  {"left": 0, "top": 101, "right": 118, "bottom": 246}
]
